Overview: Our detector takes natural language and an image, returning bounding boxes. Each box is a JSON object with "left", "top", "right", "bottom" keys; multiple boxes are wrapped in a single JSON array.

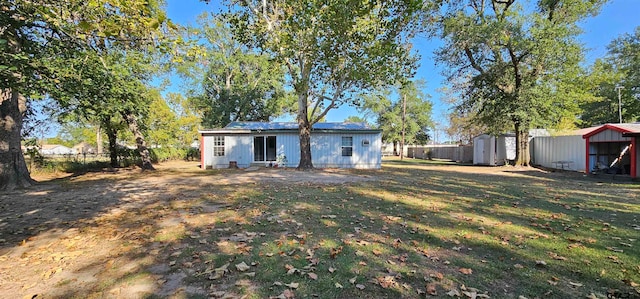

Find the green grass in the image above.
[{"left": 132, "top": 159, "right": 640, "bottom": 298}]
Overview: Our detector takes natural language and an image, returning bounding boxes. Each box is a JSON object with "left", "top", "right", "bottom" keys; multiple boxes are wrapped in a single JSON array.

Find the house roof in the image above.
[
  {"left": 200, "top": 121, "right": 380, "bottom": 134},
  {"left": 41, "top": 144, "right": 69, "bottom": 150},
  {"left": 582, "top": 123, "right": 640, "bottom": 139}
]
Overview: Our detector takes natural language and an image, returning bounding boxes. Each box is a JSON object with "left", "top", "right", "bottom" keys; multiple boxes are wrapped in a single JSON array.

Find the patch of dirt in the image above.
[
  {"left": 0, "top": 160, "right": 612, "bottom": 298},
  {"left": 0, "top": 161, "right": 376, "bottom": 298}
]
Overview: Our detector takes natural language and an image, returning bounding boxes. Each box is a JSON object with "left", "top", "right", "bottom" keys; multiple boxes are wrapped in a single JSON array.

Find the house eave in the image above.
[
  {"left": 199, "top": 129, "right": 251, "bottom": 135},
  {"left": 200, "top": 129, "right": 382, "bottom": 135}
]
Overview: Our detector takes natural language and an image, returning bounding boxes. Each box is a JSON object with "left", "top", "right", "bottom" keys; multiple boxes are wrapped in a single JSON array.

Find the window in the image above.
[
  {"left": 213, "top": 136, "right": 225, "bottom": 156},
  {"left": 341, "top": 136, "right": 353, "bottom": 156}
]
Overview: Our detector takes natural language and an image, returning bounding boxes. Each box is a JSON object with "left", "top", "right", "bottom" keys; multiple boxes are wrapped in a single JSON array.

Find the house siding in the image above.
[
  {"left": 201, "top": 131, "right": 381, "bottom": 169},
  {"left": 310, "top": 133, "right": 381, "bottom": 168}
]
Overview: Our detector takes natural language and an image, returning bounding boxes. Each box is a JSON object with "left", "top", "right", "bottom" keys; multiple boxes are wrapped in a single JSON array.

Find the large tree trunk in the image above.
[
  {"left": 513, "top": 121, "right": 530, "bottom": 166},
  {"left": 296, "top": 92, "right": 313, "bottom": 169},
  {"left": 104, "top": 122, "right": 119, "bottom": 168},
  {"left": 124, "top": 112, "right": 155, "bottom": 170},
  {"left": 0, "top": 89, "right": 35, "bottom": 190}
]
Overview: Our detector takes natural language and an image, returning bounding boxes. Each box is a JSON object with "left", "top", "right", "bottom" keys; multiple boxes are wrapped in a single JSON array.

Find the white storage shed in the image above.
[{"left": 473, "top": 134, "right": 515, "bottom": 166}]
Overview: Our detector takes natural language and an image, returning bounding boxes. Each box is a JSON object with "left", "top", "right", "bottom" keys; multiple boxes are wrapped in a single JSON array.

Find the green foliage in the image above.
[
  {"left": 149, "top": 147, "right": 190, "bottom": 163},
  {"left": 581, "top": 26, "right": 640, "bottom": 126},
  {"left": 430, "top": 0, "right": 607, "bottom": 164},
  {"left": 360, "top": 81, "right": 433, "bottom": 145},
  {"left": 226, "top": 0, "right": 423, "bottom": 168},
  {"left": 177, "top": 13, "right": 291, "bottom": 128}
]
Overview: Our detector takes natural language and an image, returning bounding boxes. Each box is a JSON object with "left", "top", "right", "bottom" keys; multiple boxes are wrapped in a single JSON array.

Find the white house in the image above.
[
  {"left": 40, "top": 144, "right": 76, "bottom": 155},
  {"left": 199, "top": 122, "right": 382, "bottom": 169}
]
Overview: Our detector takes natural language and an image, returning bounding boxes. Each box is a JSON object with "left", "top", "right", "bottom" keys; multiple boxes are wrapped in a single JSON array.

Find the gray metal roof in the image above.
[{"left": 224, "top": 121, "right": 377, "bottom": 131}]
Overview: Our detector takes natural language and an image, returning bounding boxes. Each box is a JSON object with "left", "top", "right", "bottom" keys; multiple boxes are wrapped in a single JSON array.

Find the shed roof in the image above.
[
  {"left": 582, "top": 123, "right": 640, "bottom": 138},
  {"left": 200, "top": 121, "right": 380, "bottom": 134}
]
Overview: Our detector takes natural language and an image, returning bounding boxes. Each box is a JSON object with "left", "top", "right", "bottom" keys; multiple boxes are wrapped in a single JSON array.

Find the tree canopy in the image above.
[
  {"left": 177, "top": 13, "right": 291, "bottom": 128},
  {"left": 360, "top": 81, "right": 433, "bottom": 152},
  {"left": 581, "top": 26, "right": 640, "bottom": 126},
  {"left": 1, "top": 0, "right": 170, "bottom": 189},
  {"left": 226, "top": 0, "right": 423, "bottom": 169},
  {"left": 430, "top": 0, "right": 606, "bottom": 165}
]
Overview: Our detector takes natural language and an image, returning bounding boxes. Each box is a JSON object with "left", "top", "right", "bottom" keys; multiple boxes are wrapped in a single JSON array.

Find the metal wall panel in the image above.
[
  {"left": 530, "top": 135, "right": 585, "bottom": 171},
  {"left": 590, "top": 130, "right": 631, "bottom": 142}
]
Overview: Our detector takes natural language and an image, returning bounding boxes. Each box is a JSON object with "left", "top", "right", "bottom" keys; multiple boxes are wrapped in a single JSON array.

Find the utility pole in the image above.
[
  {"left": 616, "top": 85, "right": 624, "bottom": 123},
  {"left": 400, "top": 94, "right": 406, "bottom": 160}
]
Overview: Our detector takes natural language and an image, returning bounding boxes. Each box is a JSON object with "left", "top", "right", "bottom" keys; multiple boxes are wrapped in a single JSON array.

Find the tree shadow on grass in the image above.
[{"left": 1, "top": 161, "right": 638, "bottom": 298}]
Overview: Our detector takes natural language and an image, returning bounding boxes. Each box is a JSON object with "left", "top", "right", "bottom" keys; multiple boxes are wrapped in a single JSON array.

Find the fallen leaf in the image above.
[
  {"left": 349, "top": 276, "right": 357, "bottom": 284},
  {"left": 236, "top": 262, "right": 251, "bottom": 272},
  {"left": 427, "top": 283, "right": 437, "bottom": 295},
  {"left": 459, "top": 268, "right": 473, "bottom": 275},
  {"left": 377, "top": 276, "right": 398, "bottom": 289},
  {"left": 355, "top": 250, "right": 365, "bottom": 257},
  {"left": 330, "top": 246, "right": 343, "bottom": 259},
  {"left": 209, "top": 263, "right": 230, "bottom": 280},
  {"left": 308, "top": 273, "right": 318, "bottom": 280},
  {"left": 210, "top": 291, "right": 227, "bottom": 298},
  {"left": 328, "top": 267, "right": 336, "bottom": 273},
  {"left": 285, "top": 282, "right": 299, "bottom": 289},
  {"left": 236, "top": 279, "right": 251, "bottom": 286},
  {"left": 335, "top": 282, "right": 343, "bottom": 289},
  {"left": 569, "top": 281, "right": 583, "bottom": 287},
  {"left": 274, "top": 289, "right": 295, "bottom": 299},
  {"left": 446, "top": 288, "right": 461, "bottom": 297},
  {"left": 356, "top": 284, "right": 365, "bottom": 290}
]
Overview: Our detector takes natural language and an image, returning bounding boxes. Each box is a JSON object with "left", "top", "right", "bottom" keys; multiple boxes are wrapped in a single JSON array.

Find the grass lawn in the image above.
[{"left": 2, "top": 158, "right": 639, "bottom": 298}]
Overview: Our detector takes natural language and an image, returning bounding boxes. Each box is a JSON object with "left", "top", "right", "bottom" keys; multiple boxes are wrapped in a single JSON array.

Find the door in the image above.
[{"left": 254, "top": 136, "right": 277, "bottom": 162}]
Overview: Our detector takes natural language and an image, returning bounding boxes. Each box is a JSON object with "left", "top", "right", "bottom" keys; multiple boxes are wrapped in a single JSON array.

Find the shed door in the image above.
[
  {"left": 254, "top": 136, "right": 277, "bottom": 162},
  {"left": 475, "top": 139, "right": 485, "bottom": 164}
]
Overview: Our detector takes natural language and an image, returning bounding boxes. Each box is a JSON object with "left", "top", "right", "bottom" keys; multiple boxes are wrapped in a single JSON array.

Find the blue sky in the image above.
[{"left": 164, "top": 0, "right": 640, "bottom": 141}]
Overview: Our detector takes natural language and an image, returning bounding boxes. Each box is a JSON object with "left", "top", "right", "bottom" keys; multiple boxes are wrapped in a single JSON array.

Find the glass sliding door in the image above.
[
  {"left": 254, "top": 136, "right": 265, "bottom": 161},
  {"left": 254, "top": 136, "right": 277, "bottom": 162},
  {"left": 266, "top": 136, "right": 277, "bottom": 161}
]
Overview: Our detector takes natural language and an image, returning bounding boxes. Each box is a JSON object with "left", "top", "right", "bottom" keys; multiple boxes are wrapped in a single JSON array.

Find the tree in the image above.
[
  {"left": 430, "top": 0, "right": 606, "bottom": 166},
  {"left": 48, "top": 49, "right": 157, "bottom": 169},
  {"left": 581, "top": 26, "right": 640, "bottom": 126},
  {"left": 361, "top": 81, "right": 433, "bottom": 154},
  {"left": 227, "top": 0, "right": 422, "bottom": 169},
  {"left": 166, "top": 93, "right": 200, "bottom": 148},
  {"left": 1, "top": 0, "right": 168, "bottom": 189},
  {"left": 177, "top": 13, "right": 291, "bottom": 128},
  {"left": 344, "top": 116, "right": 371, "bottom": 126}
]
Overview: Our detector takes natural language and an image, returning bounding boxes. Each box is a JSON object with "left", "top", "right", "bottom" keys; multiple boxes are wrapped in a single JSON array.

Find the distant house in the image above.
[
  {"left": 40, "top": 144, "right": 75, "bottom": 155},
  {"left": 73, "top": 142, "right": 96, "bottom": 154},
  {"left": 199, "top": 122, "right": 382, "bottom": 169}
]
